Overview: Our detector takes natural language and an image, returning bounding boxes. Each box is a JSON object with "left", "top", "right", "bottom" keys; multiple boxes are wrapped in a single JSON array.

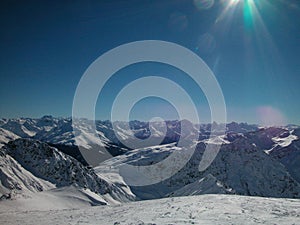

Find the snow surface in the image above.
[
  {"left": 272, "top": 133, "right": 298, "bottom": 148},
  {"left": 0, "top": 186, "right": 107, "bottom": 211},
  {"left": 0, "top": 149, "right": 54, "bottom": 196},
  {"left": 0, "top": 128, "right": 19, "bottom": 148},
  {"left": 0, "top": 194, "right": 299, "bottom": 225},
  {"left": 168, "top": 174, "right": 230, "bottom": 197}
]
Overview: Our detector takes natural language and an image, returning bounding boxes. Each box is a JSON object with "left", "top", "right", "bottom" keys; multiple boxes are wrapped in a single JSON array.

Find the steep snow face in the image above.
[
  {"left": 0, "top": 128, "right": 20, "bottom": 148},
  {"left": 0, "top": 150, "right": 54, "bottom": 198},
  {"left": 2, "top": 139, "right": 135, "bottom": 203},
  {"left": 97, "top": 137, "right": 300, "bottom": 200}
]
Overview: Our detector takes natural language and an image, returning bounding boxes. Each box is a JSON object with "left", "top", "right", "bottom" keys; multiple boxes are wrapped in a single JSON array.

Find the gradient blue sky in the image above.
[{"left": 0, "top": 0, "right": 299, "bottom": 125}]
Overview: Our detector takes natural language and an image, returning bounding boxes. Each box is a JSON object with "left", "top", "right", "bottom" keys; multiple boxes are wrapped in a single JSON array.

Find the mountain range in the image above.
[{"left": 0, "top": 116, "right": 300, "bottom": 206}]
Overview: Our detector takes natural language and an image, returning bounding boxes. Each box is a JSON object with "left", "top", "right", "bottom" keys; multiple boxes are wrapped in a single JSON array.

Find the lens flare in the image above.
[
  {"left": 243, "top": 0, "right": 254, "bottom": 29},
  {"left": 215, "top": 0, "right": 284, "bottom": 86},
  {"left": 256, "top": 106, "right": 286, "bottom": 126},
  {"left": 231, "top": 0, "right": 240, "bottom": 4},
  {"left": 193, "top": 0, "right": 215, "bottom": 10}
]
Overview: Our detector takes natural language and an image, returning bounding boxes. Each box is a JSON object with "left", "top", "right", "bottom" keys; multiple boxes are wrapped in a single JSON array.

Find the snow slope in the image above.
[
  {"left": 1, "top": 119, "right": 38, "bottom": 137},
  {"left": 0, "top": 186, "right": 108, "bottom": 212},
  {"left": 0, "top": 149, "right": 54, "bottom": 197},
  {"left": 1, "top": 138, "right": 135, "bottom": 203},
  {"left": 168, "top": 174, "right": 231, "bottom": 197},
  {"left": 96, "top": 136, "right": 300, "bottom": 200},
  {"left": 0, "top": 128, "right": 20, "bottom": 148},
  {"left": 0, "top": 194, "right": 299, "bottom": 225}
]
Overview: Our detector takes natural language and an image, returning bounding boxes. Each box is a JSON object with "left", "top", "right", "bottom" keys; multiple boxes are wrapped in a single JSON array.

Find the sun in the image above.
[{"left": 217, "top": 0, "right": 255, "bottom": 28}]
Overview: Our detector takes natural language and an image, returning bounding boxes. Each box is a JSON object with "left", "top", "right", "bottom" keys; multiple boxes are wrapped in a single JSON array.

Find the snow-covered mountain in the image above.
[
  {"left": 1, "top": 119, "right": 36, "bottom": 138},
  {"left": 269, "top": 138, "right": 300, "bottom": 184},
  {"left": 0, "top": 147, "right": 54, "bottom": 199},
  {"left": 1, "top": 116, "right": 300, "bottom": 225},
  {"left": 96, "top": 136, "right": 300, "bottom": 200},
  {"left": 1, "top": 138, "right": 135, "bottom": 204},
  {"left": 0, "top": 117, "right": 262, "bottom": 167},
  {"left": 167, "top": 174, "right": 230, "bottom": 197},
  {"left": 0, "top": 128, "right": 20, "bottom": 148},
  {"left": 1, "top": 116, "right": 300, "bottom": 201},
  {"left": 0, "top": 117, "right": 261, "bottom": 148}
]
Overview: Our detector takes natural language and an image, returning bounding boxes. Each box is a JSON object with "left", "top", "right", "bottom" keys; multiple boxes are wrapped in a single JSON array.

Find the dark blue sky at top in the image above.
[{"left": 0, "top": 0, "right": 299, "bottom": 125}]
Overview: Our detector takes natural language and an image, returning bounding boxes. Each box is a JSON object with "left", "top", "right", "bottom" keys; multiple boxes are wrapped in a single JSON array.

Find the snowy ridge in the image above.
[
  {"left": 1, "top": 138, "right": 135, "bottom": 204},
  {"left": 1, "top": 119, "right": 39, "bottom": 138},
  {"left": 0, "top": 117, "right": 261, "bottom": 148},
  {"left": 0, "top": 128, "right": 20, "bottom": 148},
  {"left": 0, "top": 149, "right": 54, "bottom": 198},
  {"left": 1, "top": 117, "right": 300, "bottom": 202},
  {"left": 0, "top": 117, "right": 300, "bottom": 224},
  {"left": 97, "top": 136, "right": 300, "bottom": 199}
]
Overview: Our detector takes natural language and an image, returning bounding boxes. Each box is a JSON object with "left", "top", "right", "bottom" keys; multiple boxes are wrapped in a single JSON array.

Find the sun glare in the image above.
[
  {"left": 243, "top": 0, "right": 255, "bottom": 28},
  {"left": 229, "top": 0, "right": 241, "bottom": 6},
  {"left": 231, "top": 0, "right": 240, "bottom": 3},
  {"left": 214, "top": 0, "right": 284, "bottom": 96},
  {"left": 217, "top": 0, "right": 255, "bottom": 28}
]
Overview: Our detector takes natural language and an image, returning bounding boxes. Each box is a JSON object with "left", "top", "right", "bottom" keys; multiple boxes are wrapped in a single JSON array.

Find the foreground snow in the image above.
[{"left": 1, "top": 194, "right": 299, "bottom": 225}]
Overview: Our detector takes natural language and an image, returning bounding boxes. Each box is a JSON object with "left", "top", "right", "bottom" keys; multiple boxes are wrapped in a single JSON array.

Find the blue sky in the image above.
[{"left": 0, "top": 0, "right": 299, "bottom": 125}]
